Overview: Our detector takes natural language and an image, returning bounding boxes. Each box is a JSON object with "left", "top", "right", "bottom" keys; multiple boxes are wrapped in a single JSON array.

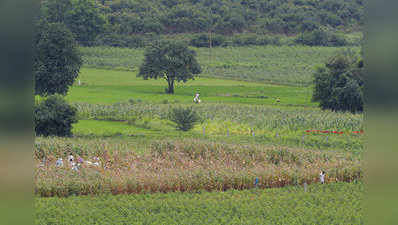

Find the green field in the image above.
[
  {"left": 80, "top": 46, "right": 360, "bottom": 86},
  {"left": 36, "top": 45, "right": 363, "bottom": 224},
  {"left": 68, "top": 68, "right": 315, "bottom": 106},
  {"left": 36, "top": 182, "right": 362, "bottom": 225}
]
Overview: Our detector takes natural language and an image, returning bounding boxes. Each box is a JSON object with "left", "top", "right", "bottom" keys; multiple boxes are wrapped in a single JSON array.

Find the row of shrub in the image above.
[
  {"left": 189, "top": 33, "right": 283, "bottom": 47},
  {"left": 94, "top": 30, "right": 354, "bottom": 48},
  {"left": 295, "top": 29, "right": 348, "bottom": 47}
]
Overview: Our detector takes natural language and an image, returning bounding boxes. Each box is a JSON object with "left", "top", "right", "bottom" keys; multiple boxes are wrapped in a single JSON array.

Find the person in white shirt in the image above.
[
  {"left": 68, "top": 154, "right": 75, "bottom": 165},
  {"left": 193, "top": 93, "right": 201, "bottom": 104},
  {"left": 320, "top": 170, "right": 325, "bottom": 184}
]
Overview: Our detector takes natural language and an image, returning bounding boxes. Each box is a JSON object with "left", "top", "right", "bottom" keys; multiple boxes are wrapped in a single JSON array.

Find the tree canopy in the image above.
[
  {"left": 138, "top": 41, "right": 201, "bottom": 94},
  {"left": 34, "top": 20, "right": 82, "bottom": 96},
  {"left": 312, "top": 50, "right": 364, "bottom": 113},
  {"left": 39, "top": 0, "right": 364, "bottom": 47},
  {"left": 40, "top": 0, "right": 107, "bottom": 46}
]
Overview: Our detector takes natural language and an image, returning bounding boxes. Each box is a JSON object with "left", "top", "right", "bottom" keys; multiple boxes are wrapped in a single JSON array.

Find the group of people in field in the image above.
[{"left": 52, "top": 153, "right": 101, "bottom": 171}]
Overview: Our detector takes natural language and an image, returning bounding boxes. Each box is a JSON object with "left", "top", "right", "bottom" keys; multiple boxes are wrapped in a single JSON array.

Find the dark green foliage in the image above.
[
  {"left": 39, "top": 0, "right": 364, "bottom": 46},
  {"left": 189, "top": 34, "right": 226, "bottom": 47},
  {"left": 94, "top": 33, "right": 147, "bottom": 48},
  {"left": 35, "top": 95, "right": 78, "bottom": 137},
  {"left": 295, "top": 29, "right": 347, "bottom": 46},
  {"left": 34, "top": 21, "right": 82, "bottom": 96},
  {"left": 189, "top": 33, "right": 281, "bottom": 48},
  {"left": 312, "top": 51, "right": 364, "bottom": 113},
  {"left": 231, "top": 34, "right": 281, "bottom": 46},
  {"left": 40, "top": 0, "right": 107, "bottom": 46},
  {"left": 138, "top": 41, "right": 201, "bottom": 94},
  {"left": 169, "top": 106, "right": 200, "bottom": 131}
]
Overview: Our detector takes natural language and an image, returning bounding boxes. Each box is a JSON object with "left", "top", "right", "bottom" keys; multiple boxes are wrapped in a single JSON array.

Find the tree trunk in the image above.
[{"left": 167, "top": 78, "right": 175, "bottom": 94}]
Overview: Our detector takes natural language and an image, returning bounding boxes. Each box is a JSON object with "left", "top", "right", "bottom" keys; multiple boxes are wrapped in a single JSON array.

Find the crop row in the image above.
[
  {"left": 74, "top": 102, "right": 363, "bottom": 132},
  {"left": 35, "top": 139, "right": 361, "bottom": 197},
  {"left": 80, "top": 46, "right": 359, "bottom": 86},
  {"left": 36, "top": 182, "right": 363, "bottom": 225}
]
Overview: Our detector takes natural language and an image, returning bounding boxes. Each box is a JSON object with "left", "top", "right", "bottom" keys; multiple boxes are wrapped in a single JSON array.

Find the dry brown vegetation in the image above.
[{"left": 35, "top": 139, "right": 361, "bottom": 197}]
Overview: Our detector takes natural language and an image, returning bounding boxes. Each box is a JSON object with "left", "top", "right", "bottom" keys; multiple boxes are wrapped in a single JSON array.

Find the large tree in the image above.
[
  {"left": 138, "top": 41, "right": 202, "bottom": 94},
  {"left": 312, "top": 50, "right": 364, "bottom": 113},
  {"left": 34, "top": 20, "right": 82, "bottom": 96}
]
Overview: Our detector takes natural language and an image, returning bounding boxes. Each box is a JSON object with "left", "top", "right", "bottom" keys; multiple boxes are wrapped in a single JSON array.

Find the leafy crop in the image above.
[
  {"left": 36, "top": 182, "right": 363, "bottom": 225},
  {"left": 74, "top": 103, "right": 363, "bottom": 133},
  {"left": 80, "top": 46, "right": 360, "bottom": 86}
]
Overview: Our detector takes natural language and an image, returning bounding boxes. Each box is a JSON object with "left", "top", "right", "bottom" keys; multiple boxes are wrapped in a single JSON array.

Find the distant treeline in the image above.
[{"left": 39, "top": 0, "right": 364, "bottom": 47}]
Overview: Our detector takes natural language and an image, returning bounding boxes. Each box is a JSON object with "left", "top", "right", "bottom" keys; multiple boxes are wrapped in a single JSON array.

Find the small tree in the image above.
[
  {"left": 169, "top": 107, "right": 200, "bottom": 131},
  {"left": 35, "top": 95, "right": 78, "bottom": 137},
  {"left": 312, "top": 50, "right": 364, "bottom": 113},
  {"left": 34, "top": 20, "right": 82, "bottom": 96},
  {"left": 138, "top": 41, "right": 202, "bottom": 94}
]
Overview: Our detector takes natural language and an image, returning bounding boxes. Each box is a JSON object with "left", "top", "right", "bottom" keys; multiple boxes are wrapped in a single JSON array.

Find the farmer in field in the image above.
[
  {"left": 320, "top": 170, "right": 325, "bottom": 184},
  {"left": 193, "top": 93, "right": 201, "bottom": 104}
]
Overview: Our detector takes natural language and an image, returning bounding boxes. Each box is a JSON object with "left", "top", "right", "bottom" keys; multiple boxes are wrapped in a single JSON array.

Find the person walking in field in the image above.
[{"left": 193, "top": 93, "right": 201, "bottom": 104}]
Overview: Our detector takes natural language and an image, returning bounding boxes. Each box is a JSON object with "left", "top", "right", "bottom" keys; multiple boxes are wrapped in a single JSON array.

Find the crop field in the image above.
[
  {"left": 36, "top": 182, "right": 362, "bottom": 225},
  {"left": 71, "top": 102, "right": 363, "bottom": 152},
  {"left": 36, "top": 44, "right": 363, "bottom": 223},
  {"left": 80, "top": 46, "right": 360, "bottom": 86},
  {"left": 35, "top": 138, "right": 362, "bottom": 197}
]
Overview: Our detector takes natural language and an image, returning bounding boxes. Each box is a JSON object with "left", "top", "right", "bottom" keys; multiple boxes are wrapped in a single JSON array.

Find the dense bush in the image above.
[
  {"left": 295, "top": 29, "right": 347, "bottom": 46},
  {"left": 35, "top": 95, "right": 78, "bottom": 137},
  {"left": 312, "top": 50, "right": 364, "bottom": 113},
  {"left": 231, "top": 34, "right": 281, "bottom": 46},
  {"left": 169, "top": 107, "right": 200, "bottom": 131},
  {"left": 189, "top": 34, "right": 226, "bottom": 47},
  {"left": 39, "top": 0, "right": 364, "bottom": 44}
]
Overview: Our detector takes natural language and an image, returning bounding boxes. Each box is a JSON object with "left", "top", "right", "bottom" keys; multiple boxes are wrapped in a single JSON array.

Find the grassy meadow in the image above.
[
  {"left": 36, "top": 45, "right": 363, "bottom": 224},
  {"left": 68, "top": 68, "right": 315, "bottom": 106}
]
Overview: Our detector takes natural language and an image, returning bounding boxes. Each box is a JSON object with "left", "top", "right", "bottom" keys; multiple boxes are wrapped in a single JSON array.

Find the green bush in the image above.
[
  {"left": 231, "top": 34, "right": 281, "bottom": 46},
  {"left": 169, "top": 106, "right": 200, "bottom": 131},
  {"left": 295, "top": 29, "right": 347, "bottom": 46},
  {"left": 189, "top": 34, "right": 226, "bottom": 48},
  {"left": 34, "top": 95, "right": 78, "bottom": 137}
]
